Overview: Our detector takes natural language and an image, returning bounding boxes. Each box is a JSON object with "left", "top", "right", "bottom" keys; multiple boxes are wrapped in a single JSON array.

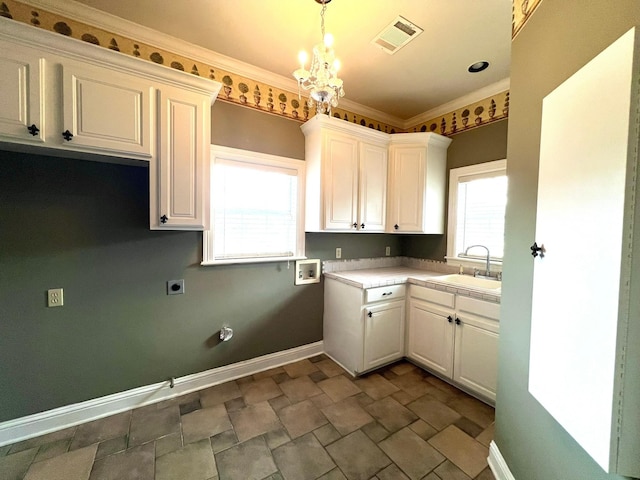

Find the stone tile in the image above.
[
  {"left": 215, "top": 436, "right": 277, "bottom": 480},
  {"left": 434, "top": 460, "right": 472, "bottom": 480},
  {"left": 199, "top": 381, "right": 242, "bottom": 408},
  {"left": 376, "top": 464, "right": 410, "bottom": 480},
  {"left": 95, "top": 436, "right": 127, "bottom": 460},
  {"left": 265, "top": 474, "right": 284, "bottom": 480},
  {"left": 475, "top": 466, "right": 496, "bottom": 480},
  {"left": 272, "top": 372, "right": 292, "bottom": 384},
  {"left": 279, "top": 376, "right": 323, "bottom": 403},
  {"left": 236, "top": 376, "right": 254, "bottom": 386},
  {"left": 318, "top": 375, "right": 362, "bottom": 402},
  {"left": 239, "top": 377, "right": 283, "bottom": 405},
  {"left": 361, "top": 421, "right": 390, "bottom": 443},
  {"left": 24, "top": 444, "right": 97, "bottom": 480},
  {"left": 308, "top": 354, "right": 327, "bottom": 363},
  {"left": 70, "top": 412, "right": 130, "bottom": 450},
  {"left": 269, "top": 395, "right": 291, "bottom": 412},
  {"left": 313, "top": 423, "right": 341, "bottom": 446},
  {"left": 282, "top": 359, "right": 319, "bottom": 378},
  {"left": 389, "top": 372, "right": 431, "bottom": 399},
  {"left": 279, "top": 399, "right": 328, "bottom": 439},
  {"left": 408, "top": 419, "right": 438, "bottom": 441},
  {"left": 182, "top": 405, "right": 232, "bottom": 444},
  {"left": 321, "top": 397, "right": 375, "bottom": 436},
  {"left": 381, "top": 369, "right": 399, "bottom": 381},
  {"left": 422, "top": 474, "right": 440, "bottom": 480},
  {"left": 0, "top": 447, "right": 38, "bottom": 480},
  {"left": 428, "top": 426, "right": 489, "bottom": 479},
  {"left": 354, "top": 392, "right": 375, "bottom": 407},
  {"left": 179, "top": 398, "right": 202, "bottom": 416},
  {"left": 390, "top": 390, "right": 414, "bottom": 406},
  {"left": 88, "top": 443, "right": 154, "bottom": 480},
  {"left": 476, "top": 423, "right": 495, "bottom": 447},
  {"left": 315, "top": 359, "right": 346, "bottom": 377},
  {"left": 155, "top": 433, "right": 182, "bottom": 458},
  {"left": 317, "top": 467, "right": 347, "bottom": 480},
  {"left": 128, "top": 405, "right": 180, "bottom": 447},
  {"left": 156, "top": 439, "right": 216, "bottom": 480},
  {"left": 326, "top": 430, "right": 391, "bottom": 480},
  {"left": 390, "top": 362, "right": 417, "bottom": 376},
  {"left": 155, "top": 391, "right": 201, "bottom": 411},
  {"left": 0, "top": 445, "right": 11, "bottom": 456},
  {"left": 229, "top": 401, "right": 282, "bottom": 442},
  {"left": 253, "top": 366, "right": 286, "bottom": 380},
  {"left": 310, "top": 393, "right": 335, "bottom": 409},
  {"left": 447, "top": 396, "right": 495, "bottom": 429},
  {"left": 265, "top": 428, "right": 291, "bottom": 450},
  {"left": 354, "top": 373, "right": 400, "bottom": 400},
  {"left": 379, "top": 427, "right": 445, "bottom": 480},
  {"left": 421, "top": 382, "right": 456, "bottom": 403},
  {"left": 365, "top": 397, "right": 418, "bottom": 433},
  {"left": 454, "top": 417, "right": 484, "bottom": 438},
  {"left": 407, "top": 395, "right": 461, "bottom": 431},
  {"left": 224, "top": 397, "right": 246, "bottom": 413},
  {"left": 425, "top": 376, "right": 463, "bottom": 397},
  {"left": 309, "top": 370, "right": 329, "bottom": 383},
  {"left": 33, "top": 438, "right": 70, "bottom": 462},
  {"left": 9, "top": 426, "right": 77, "bottom": 454},
  {"left": 273, "top": 432, "right": 335, "bottom": 480},
  {"left": 210, "top": 430, "right": 238, "bottom": 454}
]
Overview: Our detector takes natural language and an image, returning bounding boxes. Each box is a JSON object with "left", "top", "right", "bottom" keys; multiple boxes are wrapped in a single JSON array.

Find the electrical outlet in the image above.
[
  {"left": 47, "top": 288, "right": 64, "bottom": 307},
  {"left": 167, "top": 279, "right": 185, "bottom": 295},
  {"left": 385, "top": 246, "right": 391, "bottom": 256},
  {"left": 336, "top": 247, "right": 342, "bottom": 259}
]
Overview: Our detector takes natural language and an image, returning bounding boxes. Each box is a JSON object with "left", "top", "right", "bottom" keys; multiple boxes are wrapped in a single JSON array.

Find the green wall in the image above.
[
  {"left": 402, "top": 119, "right": 508, "bottom": 260},
  {"left": 496, "top": 1, "right": 640, "bottom": 479}
]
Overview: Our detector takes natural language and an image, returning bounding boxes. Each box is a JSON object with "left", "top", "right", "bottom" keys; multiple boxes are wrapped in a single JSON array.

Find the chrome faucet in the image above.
[{"left": 464, "top": 245, "right": 491, "bottom": 277}]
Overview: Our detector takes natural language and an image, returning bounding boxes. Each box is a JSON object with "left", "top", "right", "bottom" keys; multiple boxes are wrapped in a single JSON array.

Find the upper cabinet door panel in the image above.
[
  {"left": 323, "top": 133, "right": 359, "bottom": 230},
  {"left": 62, "top": 62, "right": 154, "bottom": 159},
  {"left": 359, "top": 142, "right": 387, "bottom": 232},
  {"left": 390, "top": 146, "right": 425, "bottom": 232},
  {"left": 0, "top": 46, "right": 44, "bottom": 143}
]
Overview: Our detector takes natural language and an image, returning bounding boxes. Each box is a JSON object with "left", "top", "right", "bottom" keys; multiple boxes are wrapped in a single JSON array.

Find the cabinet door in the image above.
[
  {"left": 407, "top": 300, "right": 454, "bottom": 377},
  {"left": 388, "top": 146, "right": 425, "bottom": 232},
  {"left": 453, "top": 315, "right": 499, "bottom": 402},
  {"left": 323, "top": 133, "right": 358, "bottom": 230},
  {"left": 0, "top": 46, "right": 45, "bottom": 143},
  {"left": 152, "top": 87, "right": 210, "bottom": 230},
  {"left": 358, "top": 142, "right": 387, "bottom": 232},
  {"left": 62, "top": 62, "right": 153, "bottom": 159},
  {"left": 364, "top": 301, "right": 405, "bottom": 372}
]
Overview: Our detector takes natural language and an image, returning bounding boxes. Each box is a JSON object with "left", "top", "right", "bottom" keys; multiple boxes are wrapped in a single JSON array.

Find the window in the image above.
[
  {"left": 202, "top": 145, "right": 306, "bottom": 265},
  {"left": 446, "top": 159, "right": 507, "bottom": 268}
]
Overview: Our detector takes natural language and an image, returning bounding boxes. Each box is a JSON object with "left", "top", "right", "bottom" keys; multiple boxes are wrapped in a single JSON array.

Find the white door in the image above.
[
  {"left": 0, "top": 45, "right": 45, "bottom": 143},
  {"left": 453, "top": 315, "right": 499, "bottom": 402},
  {"left": 364, "top": 301, "right": 405, "bottom": 372},
  {"left": 358, "top": 142, "right": 387, "bottom": 232},
  {"left": 323, "top": 133, "right": 359, "bottom": 230},
  {"left": 62, "top": 62, "right": 153, "bottom": 159},
  {"left": 153, "top": 87, "right": 210, "bottom": 230},
  {"left": 406, "top": 300, "right": 454, "bottom": 377},
  {"left": 388, "top": 146, "right": 425, "bottom": 232}
]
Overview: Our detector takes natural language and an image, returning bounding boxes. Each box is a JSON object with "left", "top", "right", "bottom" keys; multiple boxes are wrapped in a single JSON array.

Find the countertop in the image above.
[{"left": 324, "top": 267, "right": 501, "bottom": 303}]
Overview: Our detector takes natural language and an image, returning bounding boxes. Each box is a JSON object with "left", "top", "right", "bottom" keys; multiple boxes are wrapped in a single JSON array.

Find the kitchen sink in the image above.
[{"left": 431, "top": 274, "right": 501, "bottom": 291}]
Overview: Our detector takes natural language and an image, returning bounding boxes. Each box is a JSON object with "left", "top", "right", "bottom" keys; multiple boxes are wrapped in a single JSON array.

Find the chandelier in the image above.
[{"left": 293, "top": 0, "right": 345, "bottom": 114}]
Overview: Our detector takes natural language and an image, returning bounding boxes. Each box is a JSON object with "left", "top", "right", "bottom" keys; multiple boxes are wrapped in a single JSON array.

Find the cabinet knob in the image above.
[
  {"left": 361, "top": 223, "right": 365, "bottom": 229},
  {"left": 27, "top": 124, "right": 39, "bottom": 136},
  {"left": 455, "top": 318, "right": 461, "bottom": 325},
  {"left": 530, "top": 242, "right": 544, "bottom": 258},
  {"left": 62, "top": 130, "right": 73, "bottom": 141},
  {"left": 367, "top": 311, "right": 372, "bottom": 317},
  {"left": 160, "top": 215, "right": 168, "bottom": 224},
  {"left": 447, "top": 315, "right": 453, "bottom": 323},
  {"left": 352, "top": 222, "right": 358, "bottom": 228},
  {"left": 394, "top": 224, "right": 399, "bottom": 230}
]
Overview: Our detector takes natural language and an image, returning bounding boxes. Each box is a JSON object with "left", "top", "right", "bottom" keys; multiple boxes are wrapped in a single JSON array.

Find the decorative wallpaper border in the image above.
[
  {"left": 512, "top": 0, "right": 543, "bottom": 38},
  {"left": 1, "top": 0, "right": 509, "bottom": 138}
]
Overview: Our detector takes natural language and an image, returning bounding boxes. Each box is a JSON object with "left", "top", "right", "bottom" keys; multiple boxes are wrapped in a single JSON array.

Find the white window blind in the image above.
[{"left": 203, "top": 146, "right": 306, "bottom": 265}]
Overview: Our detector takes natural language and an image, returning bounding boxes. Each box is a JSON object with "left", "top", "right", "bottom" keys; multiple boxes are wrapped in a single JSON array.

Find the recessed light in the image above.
[{"left": 468, "top": 61, "right": 490, "bottom": 73}]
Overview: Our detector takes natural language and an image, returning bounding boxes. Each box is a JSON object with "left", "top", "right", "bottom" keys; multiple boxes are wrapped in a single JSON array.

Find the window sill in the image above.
[{"left": 201, "top": 255, "right": 307, "bottom": 267}]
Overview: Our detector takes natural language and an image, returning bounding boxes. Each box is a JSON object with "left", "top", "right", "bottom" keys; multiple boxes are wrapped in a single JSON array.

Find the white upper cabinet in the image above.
[
  {"left": 302, "top": 115, "right": 389, "bottom": 232},
  {"left": 387, "top": 133, "right": 451, "bottom": 233}
]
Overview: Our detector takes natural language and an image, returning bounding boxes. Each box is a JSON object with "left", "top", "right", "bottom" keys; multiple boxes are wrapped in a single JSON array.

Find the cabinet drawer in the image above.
[
  {"left": 365, "top": 284, "right": 406, "bottom": 303},
  {"left": 410, "top": 286, "right": 455, "bottom": 309},
  {"left": 457, "top": 296, "right": 500, "bottom": 321}
]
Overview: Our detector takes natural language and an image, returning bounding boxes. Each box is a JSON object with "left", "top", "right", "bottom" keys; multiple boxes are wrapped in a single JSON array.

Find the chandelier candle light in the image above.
[{"left": 293, "top": 0, "right": 345, "bottom": 114}]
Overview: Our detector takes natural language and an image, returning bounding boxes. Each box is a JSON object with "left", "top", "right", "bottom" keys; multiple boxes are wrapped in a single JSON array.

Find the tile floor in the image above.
[{"left": 0, "top": 357, "right": 496, "bottom": 480}]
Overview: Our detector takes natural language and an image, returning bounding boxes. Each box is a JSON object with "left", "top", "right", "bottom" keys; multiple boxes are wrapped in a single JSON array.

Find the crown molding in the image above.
[{"left": 403, "top": 77, "right": 511, "bottom": 128}]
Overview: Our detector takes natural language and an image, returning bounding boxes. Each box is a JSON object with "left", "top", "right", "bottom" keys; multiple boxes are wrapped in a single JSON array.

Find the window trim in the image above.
[
  {"left": 202, "top": 145, "right": 306, "bottom": 266},
  {"left": 445, "top": 159, "right": 507, "bottom": 270}
]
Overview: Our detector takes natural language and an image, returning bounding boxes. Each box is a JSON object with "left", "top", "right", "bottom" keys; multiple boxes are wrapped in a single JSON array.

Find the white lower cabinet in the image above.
[
  {"left": 324, "top": 278, "right": 405, "bottom": 376},
  {"left": 407, "top": 286, "right": 500, "bottom": 403}
]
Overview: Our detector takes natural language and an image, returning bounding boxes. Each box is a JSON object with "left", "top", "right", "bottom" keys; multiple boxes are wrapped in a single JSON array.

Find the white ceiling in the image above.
[{"left": 72, "top": 0, "right": 512, "bottom": 122}]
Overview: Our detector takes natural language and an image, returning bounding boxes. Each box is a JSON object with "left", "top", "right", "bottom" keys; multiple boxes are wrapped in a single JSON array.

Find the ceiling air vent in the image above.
[{"left": 371, "top": 16, "right": 423, "bottom": 55}]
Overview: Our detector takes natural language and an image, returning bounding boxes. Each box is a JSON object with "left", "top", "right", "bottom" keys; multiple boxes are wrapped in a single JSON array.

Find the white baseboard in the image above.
[
  {"left": 488, "top": 440, "right": 516, "bottom": 480},
  {"left": 0, "top": 341, "right": 323, "bottom": 447}
]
